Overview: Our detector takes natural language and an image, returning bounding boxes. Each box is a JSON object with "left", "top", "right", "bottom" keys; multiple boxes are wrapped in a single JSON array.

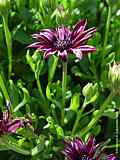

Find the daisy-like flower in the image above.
[
  {"left": 0, "top": 110, "right": 31, "bottom": 135},
  {"left": 29, "top": 20, "right": 96, "bottom": 61},
  {"left": 62, "top": 136, "right": 118, "bottom": 160},
  {"left": 107, "top": 154, "right": 118, "bottom": 160}
]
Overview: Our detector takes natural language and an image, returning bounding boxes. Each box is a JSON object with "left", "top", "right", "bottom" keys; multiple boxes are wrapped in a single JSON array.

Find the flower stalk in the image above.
[
  {"left": 71, "top": 102, "right": 86, "bottom": 135},
  {"left": 103, "top": 0, "right": 112, "bottom": 58},
  {"left": 35, "top": 75, "right": 49, "bottom": 114},
  {"left": 61, "top": 61, "right": 67, "bottom": 126},
  {"left": 2, "top": 14, "right": 12, "bottom": 79},
  {"left": 36, "top": 76, "right": 46, "bottom": 103},
  {"left": 80, "top": 92, "right": 113, "bottom": 137}
]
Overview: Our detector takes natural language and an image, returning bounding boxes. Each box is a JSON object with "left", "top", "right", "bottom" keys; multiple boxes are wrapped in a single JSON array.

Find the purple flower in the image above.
[
  {"left": 0, "top": 111, "right": 30, "bottom": 135},
  {"left": 107, "top": 154, "right": 118, "bottom": 160},
  {"left": 29, "top": 20, "right": 96, "bottom": 60},
  {"left": 62, "top": 136, "right": 118, "bottom": 160},
  {"left": 62, "top": 136, "right": 100, "bottom": 160}
]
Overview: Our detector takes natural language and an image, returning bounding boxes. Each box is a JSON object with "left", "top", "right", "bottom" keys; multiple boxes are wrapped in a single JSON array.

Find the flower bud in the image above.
[
  {"left": 0, "top": 0, "right": 10, "bottom": 15},
  {"left": 109, "top": 62, "right": 120, "bottom": 93}
]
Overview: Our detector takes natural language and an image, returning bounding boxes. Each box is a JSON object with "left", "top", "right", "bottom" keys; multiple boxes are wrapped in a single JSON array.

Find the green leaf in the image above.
[
  {"left": 46, "top": 82, "right": 53, "bottom": 102},
  {"left": 56, "top": 126, "right": 64, "bottom": 139},
  {"left": 44, "top": 116, "right": 56, "bottom": 134},
  {"left": 91, "top": 125, "right": 101, "bottom": 136},
  {"left": 13, "top": 28, "right": 32, "bottom": 44},
  {"left": 31, "top": 143, "right": 44, "bottom": 156},
  {"left": 35, "top": 60, "right": 45, "bottom": 78},
  {"left": 14, "top": 83, "right": 30, "bottom": 112},
  {"left": 16, "top": 0, "right": 26, "bottom": 11},
  {"left": 82, "top": 83, "right": 99, "bottom": 105},
  {"left": 46, "top": 81, "right": 62, "bottom": 107},
  {"left": 9, "top": 80, "right": 19, "bottom": 108},
  {"left": 0, "top": 91, "right": 3, "bottom": 106},
  {"left": 102, "top": 109, "right": 118, "bottom": 119},
  {"left": 103, "top": 52, "right": 115, "bottom": 65},
  {"left": 26, "top": 50, "right": 35, "bottom": 72},
  {"left": 71, "top": 66, "right": 94, "bottom": 80},
  {"left": 48, "top": 55, "right": 58, "bottom": 82},
  {"left": 70, "top": 93, "right": 80, "bottom": 111}
]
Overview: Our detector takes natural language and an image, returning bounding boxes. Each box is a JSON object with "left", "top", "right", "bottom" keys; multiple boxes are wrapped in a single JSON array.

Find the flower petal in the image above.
[
  {"left": 28, "top": 42, "right": 42, "bottom": 48},
  {"left": 56, "top": 27, "right": 71, "bottom": 41},
  {"left": 7, "top": 119, "right": 23, "bottom": 133},
  {"left": 86, "top": 136, "right": 95, "bottom": 153},
  {"left": 72, "top": 19, "right": 87, "bottom": 38},
  {"left": 107, "top": 154, "right": 118, "bottom": 160},
  {"left": 71, "top": 48, "right": 83, "bottom": 59},
  {"left": 80, "top": 45, "right": 96, "bottom": 52},
  {"left": 32, "top": 34, "right": 53, "bottom": 44},
  {"left": 72, "top": 27, "right": 96, "bottom": 47},
  {"left": 44, "top": 50, "right": 56, "bottom": 59},
  {"left": 32, "top": 29, "right": 55, "bottom": 45},
  {"left": 72, "top": 34, "right": 93, "bottom": 48},
  {"left": 58, "top": 50, "right": 68, "bottom": 60}
]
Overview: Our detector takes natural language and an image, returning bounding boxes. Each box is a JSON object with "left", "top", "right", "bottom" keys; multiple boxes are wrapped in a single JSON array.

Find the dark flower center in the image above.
[
  {"left": 55, "top": 38, "right": 70, "bottom": 52},
  {"left": 75, "top": 155, "right": 89, "bottom": 160}
]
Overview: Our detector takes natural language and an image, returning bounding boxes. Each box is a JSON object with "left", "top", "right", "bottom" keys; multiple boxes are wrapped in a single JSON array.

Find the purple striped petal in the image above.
[
  {"left": 58, "top": 50, "right": 68, "bottom": 60},
  {"left": 32, "top": 34, "right": 53, "bottom": 44},
  {"left": 44, "top": 50, "right": 56, "bottom": 58},
  {"left": 28, "top": 42, "right": 42, "bottom": 48},
  {"left": 72, "top": 27, "right": 96, "bottom": 47},
  {"left": 86, "top": 136, "right": 95, "bottom": 153},
  {"left": 79, "top": 45, "right": 96, "bottom": 52},
  {"left": 72, "top": 34, "right": 93, "bottom": 48},
  {"left": 72, "top": 20, "right": 87, "bottom": 38},
  {"left": 83, "top": 27, "right": 96, "bottom": 35},
  {"left": 107, "top": 154, "right": 118, "bottom": 160},
  {"left": 7, "top": 119, "right": 23, "bottom": 133},
  {"left": 71, "top": 48, "right": 83, "bottom": 59},
  {"left": 56, "top": 27, "right": 71, "bottom": 41}
]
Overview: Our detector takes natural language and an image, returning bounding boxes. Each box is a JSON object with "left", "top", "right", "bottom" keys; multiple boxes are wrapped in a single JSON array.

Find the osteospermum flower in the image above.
[
  {"left": 62, "top": 136, "right": 118, "bottom": 160},
  {"left": 0, "top": 110, "right": 31, "bottom": 135},
  {"left": 107, "top": 154, "right": 118, "bottom": 160},
  {"left": 29, "top": 20, "right": 96, "bottom": 60}
]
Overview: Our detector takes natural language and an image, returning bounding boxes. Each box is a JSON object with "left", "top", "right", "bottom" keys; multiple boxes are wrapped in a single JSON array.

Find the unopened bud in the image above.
[
  {"left": 109, "top": 62, "right": 120, "bottom": 93},
  {"left": 0, "top": 0, "right": 10, "bottom": 15}
]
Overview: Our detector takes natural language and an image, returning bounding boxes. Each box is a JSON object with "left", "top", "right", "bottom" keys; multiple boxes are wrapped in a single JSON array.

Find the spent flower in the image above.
[
  {"left": 29, "top": 20, "right": 96, "bottom": 61},
  {"left": 0, "top": 110, "right": 31, "bottom": 135}
]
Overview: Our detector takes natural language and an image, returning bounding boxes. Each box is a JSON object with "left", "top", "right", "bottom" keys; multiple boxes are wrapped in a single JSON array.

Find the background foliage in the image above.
[{"left": 0, "top": 0, "right": 120, "bottom": 159}]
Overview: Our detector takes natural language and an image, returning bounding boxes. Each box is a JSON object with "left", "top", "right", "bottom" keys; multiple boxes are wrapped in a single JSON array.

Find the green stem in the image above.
[
  {"left": 2, "top": 15, "right": 12, "bottom": 79},
  {"left": 80, "top": 92, "right": 113, "bottom": 137},
  {"left": 104, "top": 144, "right": 120, "bottom": 149},
  {"left": 61, "top": 61, "right": 67, "bottom": 126},
  {"left": 71, "top": 102, "right": 86, "bottom": 135},
  {"left": 36, "top": 77, "right": 46, "bottom": 102},
  {"left": 51, "top": 104, "right": 59, "bottom": 124},
  {"left": 0, "top": 73, "right": 12, "bottom": 111},
  {"left": 36, "top": 76, "right": 48, "bottom": 114},
  {"left": 103, "top": 1, "right": 112, "bottom": 57}
]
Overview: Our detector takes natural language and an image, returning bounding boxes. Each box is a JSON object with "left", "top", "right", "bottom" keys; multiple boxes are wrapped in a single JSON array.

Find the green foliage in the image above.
[
  {"left": 0, "top": 0, "right": 119, "bottom": 159},
  {"left": 82, "top": 83, "right": 99, "bottom": 105}
]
